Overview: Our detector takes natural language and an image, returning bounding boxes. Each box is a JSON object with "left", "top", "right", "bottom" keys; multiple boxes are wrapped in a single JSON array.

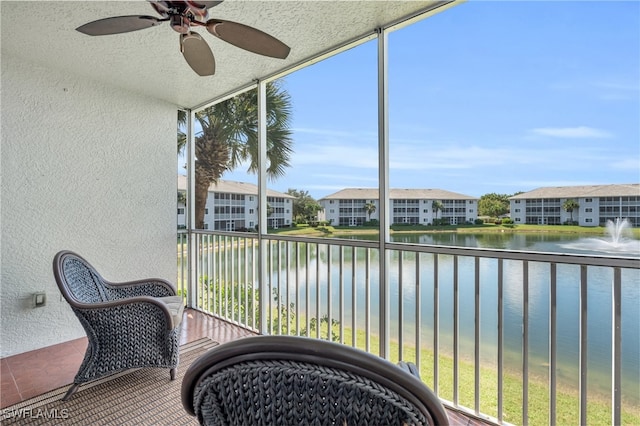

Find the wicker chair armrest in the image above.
[
  {"left": 104, "top": 278, "right": 176, "bottom": 299},
  {"left": 72, "top": 296, "right": 177, "bottom": 330}
]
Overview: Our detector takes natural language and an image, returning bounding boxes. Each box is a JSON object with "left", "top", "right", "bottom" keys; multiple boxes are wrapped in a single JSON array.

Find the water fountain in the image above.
[{"left": 563, "top": 218, "right": 640, "bottom": 256}]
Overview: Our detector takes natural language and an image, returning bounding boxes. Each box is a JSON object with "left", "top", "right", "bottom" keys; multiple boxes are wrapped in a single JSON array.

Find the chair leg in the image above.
[
  {"left": 62, "top": 383, "right": 80, "bottom": 401},
  {"left": 170, "top": 368, "right": 176, "bottom": 381}
]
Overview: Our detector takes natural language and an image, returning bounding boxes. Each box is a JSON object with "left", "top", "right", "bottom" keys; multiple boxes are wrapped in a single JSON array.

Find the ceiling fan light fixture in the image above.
[{"left": 170, "top": 15, "right": 190, "bottom": 34}]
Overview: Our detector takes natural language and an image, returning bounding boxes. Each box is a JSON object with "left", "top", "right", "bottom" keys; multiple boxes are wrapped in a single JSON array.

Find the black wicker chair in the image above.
[
  {"left": 53, "top": 250, "right": 184, "bottom": 400},
  {"left": 182, "top": 335, "right": 449, "bottom": 425}
]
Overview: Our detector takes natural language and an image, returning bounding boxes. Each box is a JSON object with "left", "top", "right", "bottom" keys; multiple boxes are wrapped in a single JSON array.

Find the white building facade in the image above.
[
  {"left": 509, "top": 184, "right": 640, "bottom": 227},
  {"left": 178, "top": 176, "right": 294, "bottom": 230},
  {"left": 319, "top": 188, "right": 478, "bottom": 226}
]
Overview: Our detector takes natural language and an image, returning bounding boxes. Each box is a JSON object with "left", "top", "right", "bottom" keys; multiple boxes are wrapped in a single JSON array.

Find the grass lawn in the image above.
[
  {"left": 264, "top": 312, "right": 639, "bottom": 426},
  {"left": 341, "top": 327, "right": 639, "bottom": 425},
  {"left": 269, "top": 223, "right": 640, "bottom": 238}
]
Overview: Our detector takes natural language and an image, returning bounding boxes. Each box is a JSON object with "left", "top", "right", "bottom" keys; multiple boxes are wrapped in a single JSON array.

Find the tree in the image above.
[
  {"left": 431, "top": 200, "right": 443, "bottom": 224},
  {"left": 478, "top": 193, "right": 510, "bottom": 217},
  {"left": 286, "top": 189, "right": 322, "bottom": 223},
  {"left": 363, "top": 202, "right": 376, "bottom": 221},
  {"left": 180, "top": 82, "right": 293, "bottom": 229},
  {"left": 177, "top": 110, "right": 187, "bottom": 153},
  {"left": 562, "top": 199, "right": 580, "bottom": 223}
]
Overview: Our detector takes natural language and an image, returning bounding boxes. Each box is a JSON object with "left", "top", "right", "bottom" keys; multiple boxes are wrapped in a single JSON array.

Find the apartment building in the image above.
[
  {"left": 509, "top": 183, "right": 640, "bottom": 227},
  {"left": 177, "top": 176, "right": 294, "bottom": 230},
  {"left": 319, "top": 188, "right": 478, "bottom": 226}
]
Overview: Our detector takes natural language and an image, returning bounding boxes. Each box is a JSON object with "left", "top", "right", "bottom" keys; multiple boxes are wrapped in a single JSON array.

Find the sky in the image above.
[{"left": 182, "top": 0, "right": 640, "bottom": 200}]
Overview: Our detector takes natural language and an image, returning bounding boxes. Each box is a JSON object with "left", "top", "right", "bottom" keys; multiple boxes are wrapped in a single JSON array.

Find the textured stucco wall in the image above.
[{"left": 1, "top": 54, "right": 178, "bottom": 357}]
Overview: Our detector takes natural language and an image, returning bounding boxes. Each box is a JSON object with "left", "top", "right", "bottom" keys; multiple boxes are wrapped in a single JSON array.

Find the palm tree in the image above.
[
  {"left": 431, "top": 200, "right": 443, "bottom": 225},
  {"left": 179, "top": 82, "right": 293, "bottom": 229},
  {"left": 562, "top": 199, "right": 580, "bottom": 223},
  {"left": 363, "top": 202, "right": 376, "bottom": 221}
]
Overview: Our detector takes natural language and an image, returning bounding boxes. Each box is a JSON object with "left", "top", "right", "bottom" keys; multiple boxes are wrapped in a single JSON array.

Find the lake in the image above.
[{"left": 285, "top": 231, "right": 640, "bottom": 405}]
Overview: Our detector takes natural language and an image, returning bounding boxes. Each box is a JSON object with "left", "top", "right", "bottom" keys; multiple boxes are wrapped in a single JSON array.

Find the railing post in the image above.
[
  {"left": 612, "top": 267, "right": 622, "bottom": 426},
  {"left": 579, "top": 265, "right": 588, "bottom": 425}
]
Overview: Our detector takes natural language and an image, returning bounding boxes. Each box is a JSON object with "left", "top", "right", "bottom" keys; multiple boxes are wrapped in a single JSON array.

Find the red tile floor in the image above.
[{"left": 0, "top": 309, "right": 491, "bottom": 425}]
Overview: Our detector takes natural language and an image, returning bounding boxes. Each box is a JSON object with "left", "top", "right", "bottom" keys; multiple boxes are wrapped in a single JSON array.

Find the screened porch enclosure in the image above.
[{"left": 174, "top": 5, "right": 640, "bottom": 423}]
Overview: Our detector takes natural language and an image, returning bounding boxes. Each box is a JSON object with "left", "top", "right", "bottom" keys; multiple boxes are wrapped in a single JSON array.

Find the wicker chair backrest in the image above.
[
  {"left": 182, "top": 335, "right": 450, "bottom": 426},
  {"left": 193, "top": 359, "right": 432, "bottom": 425},
  {"left": 60, "top": 256, "right": 107, "bottom": 303}
]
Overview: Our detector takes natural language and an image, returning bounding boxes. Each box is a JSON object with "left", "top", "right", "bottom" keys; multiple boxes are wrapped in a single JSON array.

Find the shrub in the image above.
[{"left": 474, "top": 219, "right": 484, "bottom": 225}]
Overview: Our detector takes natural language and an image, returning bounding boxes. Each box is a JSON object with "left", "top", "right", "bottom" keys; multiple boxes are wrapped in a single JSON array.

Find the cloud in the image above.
[
  {"left": 292, "top": 127, "right": 376, "bottom": 140},
  {"left": 510, "top": 179, "right": 602, "bottom": 188},
  {"left": 389, "top": 145, "right": 513, "bottom": 170},
  {"left": 304, "top": 184, "right": 356, "bottom": 193},
  {"left": 313, "top": 173, "right": 377, "bottom": 183},
  {"left": 530, "top": 126, "right": 612, "bottom": 139},
  {"left": 292, "top": 144, "right": 378, "bottom": 169},
  {"left": 609, "top": 158, "right": 640, "bottom": 171}
]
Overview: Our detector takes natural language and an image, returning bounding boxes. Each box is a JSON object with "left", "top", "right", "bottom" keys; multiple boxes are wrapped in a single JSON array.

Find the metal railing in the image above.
[{"left": 178, "top": 230, "right": 639, "bottom": 425}]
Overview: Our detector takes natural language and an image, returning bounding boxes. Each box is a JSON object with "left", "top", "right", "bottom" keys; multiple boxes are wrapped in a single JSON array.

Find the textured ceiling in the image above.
[{"left": 1, "top": 1, "right": 456, "bottom": 108}]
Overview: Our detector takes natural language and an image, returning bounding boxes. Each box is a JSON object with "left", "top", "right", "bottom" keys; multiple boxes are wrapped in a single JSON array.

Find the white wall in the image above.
[{"left": 1, "top": 54, "right": 178, "bottom": 357}]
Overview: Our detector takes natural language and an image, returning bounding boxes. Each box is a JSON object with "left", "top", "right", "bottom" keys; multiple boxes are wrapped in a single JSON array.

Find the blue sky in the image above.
[{"left": 188, "top": 0, "right": 640, "bottom": 200}]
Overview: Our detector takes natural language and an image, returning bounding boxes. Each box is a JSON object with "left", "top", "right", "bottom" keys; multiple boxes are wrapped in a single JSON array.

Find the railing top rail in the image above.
[
  {"left": 385, "top": 242, "right": 640, "bottom": 269},
  {"left": 188, "top": 230, "right": 640, "bottom": 269}
]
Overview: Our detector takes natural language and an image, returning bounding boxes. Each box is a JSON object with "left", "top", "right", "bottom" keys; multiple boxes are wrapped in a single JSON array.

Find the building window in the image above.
[
  {"left": 585, "top": 208, "right": 593, "bottom": 212},
  {"left": 177, "top": 208, "right": 184, "bottom": 215},
  {"left": 585, "top": 198, "right": 592, "bottom": 202},
  {"left": 515, "top": 209, "right": 520, "bottom": 213},
  {"left": 515, "top": 218, "right": 521, "bottom": 222},
  {"left": 515, "top": 200, "right": 521, "bottom": 204},
  {"left": 249, "top": 209, "right": 254, "bottom": 214},
  {"left": 423, "top": 209, "right": 428, "bottom": 213},
  {"left": 469, "top": 209, "right": 474, "bottom": 213},
  {"left": 586, "top": 218, "right": 593, "bottom": 223},
  {"left": 205, "top": 208, "right": 209, "bottom": 215}
]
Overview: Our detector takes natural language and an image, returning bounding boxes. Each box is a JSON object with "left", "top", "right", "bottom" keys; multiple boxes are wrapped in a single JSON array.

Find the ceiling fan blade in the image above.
[
  {"left": 206, "top": 19, "right": 290, "bottom": 59},
  {"left": 77, "top": 16, "right": 162, "bottom": 36},
  {"left": 181, "top": 32, "right": 216, "bottom": 76}
]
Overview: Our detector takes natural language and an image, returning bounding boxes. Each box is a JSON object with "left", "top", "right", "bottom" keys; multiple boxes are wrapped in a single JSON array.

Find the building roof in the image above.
[
  {"left": 509, "top": 183, "right": 640, "bottom": 199},
  {"left": 319, "top": 188, "right": 477, "bottom": 201},
  {"left": 177, "top": 175, "right": 293, "bottom": 199}
]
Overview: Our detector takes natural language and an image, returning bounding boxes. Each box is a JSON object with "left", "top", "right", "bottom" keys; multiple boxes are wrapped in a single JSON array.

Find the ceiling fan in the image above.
[{"left": 76, "top": 0, "right": 290, "bottom": 76}]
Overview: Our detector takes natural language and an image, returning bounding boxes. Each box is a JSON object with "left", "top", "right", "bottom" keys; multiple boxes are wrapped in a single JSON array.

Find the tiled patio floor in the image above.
[{"left": 0, "top": 309, "right": 493, "bottom": 425}]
